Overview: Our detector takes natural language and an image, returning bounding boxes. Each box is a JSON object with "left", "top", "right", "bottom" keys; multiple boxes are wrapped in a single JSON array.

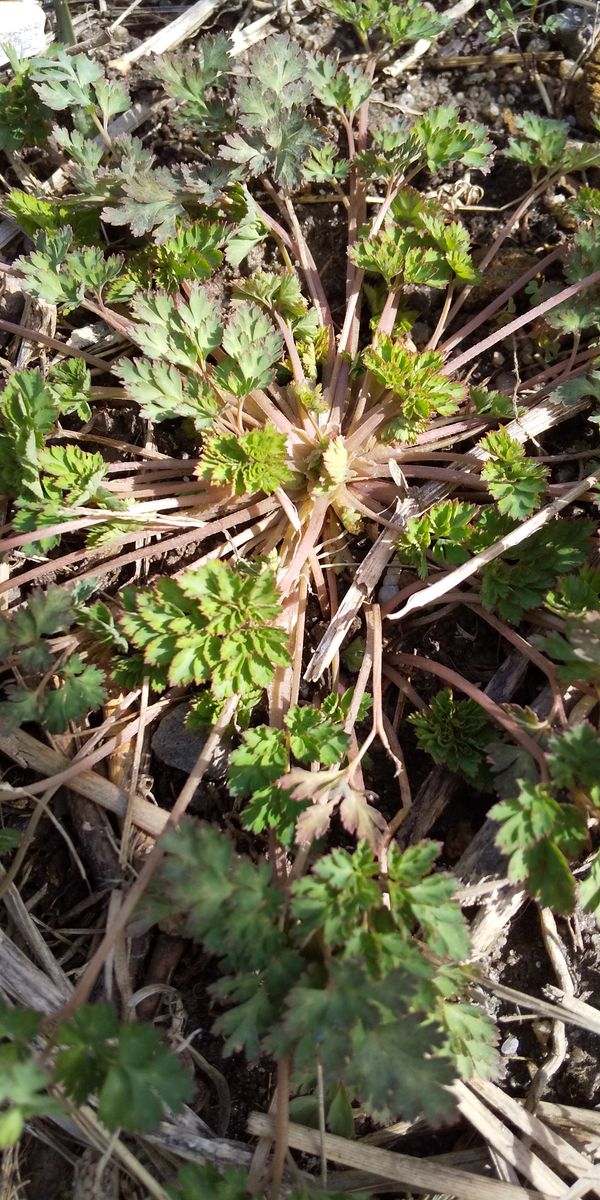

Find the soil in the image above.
[{"left": 1, "top": 1, "right": 600, "bottom": 1197}]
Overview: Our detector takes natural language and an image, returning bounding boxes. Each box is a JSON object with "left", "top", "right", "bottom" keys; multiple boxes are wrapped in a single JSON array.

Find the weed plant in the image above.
[{"left": 0, "top": 4, "right": 599, "bottom": 1193}]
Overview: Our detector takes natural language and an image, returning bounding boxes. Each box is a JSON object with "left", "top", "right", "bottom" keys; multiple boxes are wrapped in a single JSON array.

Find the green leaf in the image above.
[
  {"left": 152, "top": 222, "right": 226, "bottom": 287},
  {"left": 31, "top": 49, "right": 103, "bottom": 111},
  {"left": 0, "top": 1001, "right": 41, "bottom": 1044},
  {"left": 98, "top": 1024, "right": 192, "bottom": 1131},
  {"left": 47, "top": 357, "right": 92, "bottom": 421},
  {"left": 117, "top": 358, "right": 218, "bottom": 425},
  {"left": 545, "top": 565, "right": 600, "bottom": 618},
  {"left": 198, "top": 426, "right": 293, "bottom": 495},
  {"left": 505, "top": 112, "right": 568, "bottom": 171},
  {"left": 0, "top": 1056, "right": 55, "bottom": 1144},
  {"left": 541, "top": 612, "right": 600, "bottom": 686},
  {"left": 131, "top": 286, "right": 222, "bottom": 368},
  {"left": 102, "top": 168, "right": 187, "bottom": 241},
  {"left": 220, "top": 35, "right": 323, "bottom": 186},
  {"left": 348, "top": 1010, "right": 455, "bottom": 1122},
  {"left": 579, "top": 853, "right": 600, "bottom": 919},
  {"left": 4, "top": 188, "right": 99, "bottom": 243},
  {"left": 213, "top": 303, "right": 283, "bottom": 396},
  {"left": 0, "top": 829, "right": 21, "bottom": 856},
  {"left": 328, "top": 0, "right": 447, "bottom": 47},
  {"left": 480, "top": 429, "right": 547, "bottom": 519},
  {"left": 491, "top": 781, "right": 587, "bottom": 912},
  {"left": 327, "top": 1084, "right": 355, "bottom": 1138},
  {"left": 0, "top": 1107, "right": 25, "bottom": 1148},
  {"left": 41, "top": 657, "right": 106, "bottom": 732},
  {"left": 55, "top": 1003, "right": 119, "bottom": 1103},
  {"left": 363, "top": 339, "right": 464, "bottom": 443},
  {"left": 94, "top": 77, "right": 130, "bottom": 123},
  {"left": 409, "top": 689, "right": 494, "bottom": 784},
  {"left": 396, "top": 500, "right": 477, "bottom": 578},
  {"left": 307, "top": 54, "right": 371, "bottom": 112},
  {"left": 481, "top": 520, "right": 593, "bottom": 623},
  {"left": 442, "top": 1002, "right": 498, "bottom": 1079},
  {"left": 413, "top": 106, "right": 492, "bottom": 173},
  {"left": 228, "top": 726, "right": 287, "bottom": 796},
  {"left": 0, "top": 65, "right": 50, "bottom": 152},
  {"left": 291, "top": 844, "right": 380, "bottom": 946},
  {"left": 167, "top": 1163, "right": 250, "bottom": 1200},
  {"left": 511, "top": 839, "right": 576, "bottom": 912},
  {"left": 285, "top": 705, "right": 350, "bottom": 765},
  {"left": 547, "top": 724, "right": 600, "bottom": 808}
]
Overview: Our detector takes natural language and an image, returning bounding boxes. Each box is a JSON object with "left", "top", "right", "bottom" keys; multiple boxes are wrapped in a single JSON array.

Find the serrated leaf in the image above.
[
  {"left": 42, "top": 657, "right": 106, "bottom": 732},
  {"left": 285, "top": 704, "right": 350, "bottom": 765},
  {"left": 510, "top": 839, "right": 576, "bottom": 911},
  {"left": 547, "top": 724, "right": 600, "bottom": 808},
  {"left": 480, "top": 429, "right": 547, "bottom": 519},
  {"left": 117, "top": 357, "right": 218, "bottom": 425},
  {"left": 198, "top": 426, "right": 292, "bottom": 495},
  {"left": 348, "top": 1014, "right": 455, "bottom": 1122},
  {"left": 98, "top": 1024, "right": 192, "bottom": 1131},
  {"left": 214, "top": 303, "right": 283, "bottom": 396},
  {"left": 228, "top": 726, "right": 287, "bottom": 796},
  {"left": 409, "top": 689, "right": 494, "bottom": 784},
  {"left": 102, "top": 168, "right": 185, "bottom": 241},
  {"left": 442, "top": 1002, "right": 498, "bottom": 1079},
  {"left": 31, "top": 50, "right": 103, "bottom": 112},
  {"left": 131, "top": 287, "right": 222, "bottom": 368}
]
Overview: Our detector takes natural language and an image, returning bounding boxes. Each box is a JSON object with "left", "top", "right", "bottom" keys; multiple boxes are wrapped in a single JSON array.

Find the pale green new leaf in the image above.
[
  {"left": 214, "top": 303, "right": 283, "bottom": 395},
  {"left": 131, "top": 287, "right": 222, "bottom": 368},
  {"left": 118, "top": 358, "right": 218, "bottom": 425},
  {"left": 30, "top": 50, "right": 103, "bottom": 111}
]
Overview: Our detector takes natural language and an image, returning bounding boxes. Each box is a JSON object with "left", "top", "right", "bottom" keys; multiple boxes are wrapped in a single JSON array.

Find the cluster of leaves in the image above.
[
  {"left": 0, "top": 587, "right": 105, "bottom": 734},
  {"left": 409, "top": 689, "right": 495, "bottom": 786},
  {"left": 138, "top": 823, "right": 497, "bottom": 1124},
  {"left": 0, "top": 365, "right": 122, "bottom": 553},
  {"left": 117, "top": 560, "right": 289, "bottom": 701},
  {"left": 505, "top": 112, "right": 600, "bottom": 178},
  {"left": 491, "top": 721, "right": 600, "bottom": 916},
  {"left": 0, "top": 48, "right": 52, "bottom": 153},
  {"left": 363, "top": 341, "right": 465, "bottom": 443},
  {"left": 328, "top": 0, "right": 448, "bottom": 49},
  {"left": 0, "top": 1000, "right": 191, "bottom": 1147},
  {"left": 353, "top": 188, "right": 479, "bottom": 291},
  {"left": 396, "top": 494, "right": 593, "bottom": 623},
  {"left": 227, "top": 691, "right": 375, "bottom": 846},
  {"left": 356, "top": 104, "right": 492, "bottom": 183}
]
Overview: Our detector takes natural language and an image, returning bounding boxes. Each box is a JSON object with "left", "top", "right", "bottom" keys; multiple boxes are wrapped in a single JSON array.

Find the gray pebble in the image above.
[
  {"left": 151, "top": 704, "right": 231, "bottom": 781},
  {"left": 495, "top": 372, "right": 517, "bottom": 392},
  {"left": 553, "top": 5, "right": 593, "bottom": 58}
]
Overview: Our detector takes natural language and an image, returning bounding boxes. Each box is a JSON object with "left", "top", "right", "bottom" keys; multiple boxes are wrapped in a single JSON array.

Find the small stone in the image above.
[
  {"left": 486, "top": 102, "right": 500, "bottom": 118},
  {"left": 553, "top": 5, "right": 593, "bottom": 58},
  {"left": 500, "top": 1036, "right": 519, "bottom": 1057},
  {"left": 151, "top": 705, "right": 231, "bottom": 781},
  {"left": 0, "top": 1, "right": 47, "bottom": 66},
  {"left": 495, "top": 371, "right": 517, "bottom": 392},
  {"left": 492, "top": 351, "right": 505, "bottom": 366},
  {"left": 410, "top": 320, "right": 431, "bottom": 344}
]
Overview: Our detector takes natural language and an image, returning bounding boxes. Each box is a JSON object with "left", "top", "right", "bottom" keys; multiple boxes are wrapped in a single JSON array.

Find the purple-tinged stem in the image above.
[
  {"left": 437, "top": 245, "right": 563, "bottom": 357},
  {"left": 443, "top": 268, "right": 600, "bottom": 376}
]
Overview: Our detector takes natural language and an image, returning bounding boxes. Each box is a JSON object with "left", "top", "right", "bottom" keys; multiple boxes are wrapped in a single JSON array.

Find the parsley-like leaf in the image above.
[{"left": 198, "top": 426, "right": 292, "bottom": 495}]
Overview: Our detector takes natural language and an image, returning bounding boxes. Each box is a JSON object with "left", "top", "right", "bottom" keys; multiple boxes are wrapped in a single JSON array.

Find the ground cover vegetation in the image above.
[{"left": 0, "top": 0, "right": 599, "bottom": 1194}]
